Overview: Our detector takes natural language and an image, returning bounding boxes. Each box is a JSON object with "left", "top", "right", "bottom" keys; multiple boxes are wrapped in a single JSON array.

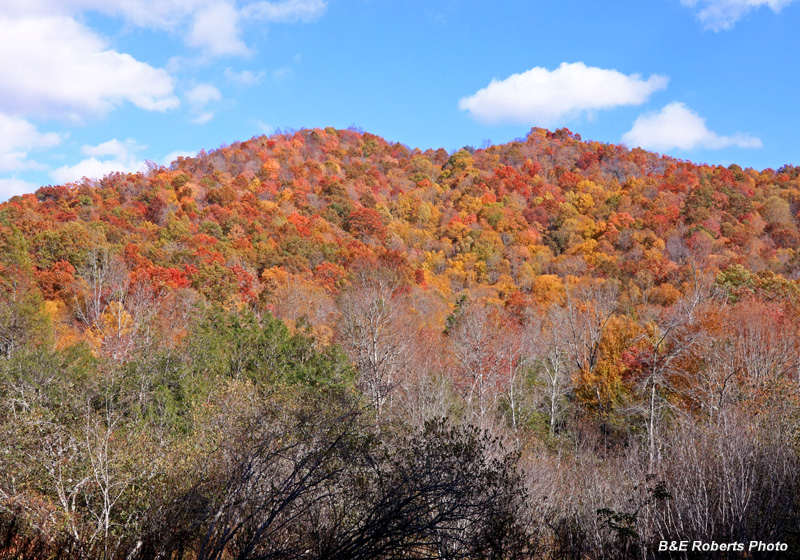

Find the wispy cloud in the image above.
[
  {"left": 225, "top": 68, "right": 265, "bottom": 86},
  {"left": 243, "top": 0, "right": 328, "bottom": 23},
  {"left": 187, "top": 84, "right": 222, "bottom": 107},
  {"left": 186, "top": 2, "right": 251, "bottom": 58},
  {"left": 50, "top": 138, "right": 147, "bottom": 184},
  {"left": 190, "top": 112, "right": 215, "bottom": 125},
  {"left": 458, "top": 62, "right": 668, "bottom": 126},
  {"left": 186, "top": 83, "right": 222, "bottom": 124},
  {"left": 622, "top": 102, "right": 762, "bottom": 152},
  {"left": 682, "top": 0, "right": 797, "bottom": 30},
  {"left": 0, "top": 114, "right": 62, "bottom": 172}
]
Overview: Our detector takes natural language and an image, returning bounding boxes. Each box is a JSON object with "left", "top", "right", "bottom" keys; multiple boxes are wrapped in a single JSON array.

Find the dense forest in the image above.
[{"left": 1, "top": 126, "right": 799, "bottom": 558}]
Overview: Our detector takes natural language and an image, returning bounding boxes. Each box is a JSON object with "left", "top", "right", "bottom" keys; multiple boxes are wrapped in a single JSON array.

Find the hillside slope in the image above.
[
  {"left": 3, "top": 126, "right": 799, "bottom": 321},
  {"left": 1, "top": 127, "right": 799, "bottom": 558}
]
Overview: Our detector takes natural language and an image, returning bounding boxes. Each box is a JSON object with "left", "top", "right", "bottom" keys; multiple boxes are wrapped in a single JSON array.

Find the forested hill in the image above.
[
  {"left": 2, "top": 127, "right": 800, "bottom": 559},
  {"left": 3, "top": 126, "right": 800, "bottom": 327}
]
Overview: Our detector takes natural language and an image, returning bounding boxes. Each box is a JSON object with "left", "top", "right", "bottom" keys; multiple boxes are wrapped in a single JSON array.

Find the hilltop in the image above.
[{"left": 3, "top": 126, "right": 799, "bottom": 329}]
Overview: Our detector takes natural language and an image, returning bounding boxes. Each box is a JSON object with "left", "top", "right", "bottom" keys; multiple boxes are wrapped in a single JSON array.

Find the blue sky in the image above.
[{"left": 1, "top": 0, "right": 798, "bottom": 200}]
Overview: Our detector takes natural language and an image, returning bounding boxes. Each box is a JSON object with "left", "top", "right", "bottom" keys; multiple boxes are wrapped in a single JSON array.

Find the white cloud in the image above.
[
  {"left": 0, "top": 1, "right": 329, "bottom": 60},
  {"left": 1, "top": 0, "right": 327, "bottom": 27},
  {"left": 51, "top": 138, "right": 147, "bottom": 183},
  {"left": 1, "top": 1, "right": 236, "bottom": 55},
  {"left": 82, "top": 138, "right": 143, "bottom": 160},
  {"left": 0, "top": 15, "right": 178, "bottom": 121},
  {"left": 187, "top": 83, "right": 222, "bottom": 107},
  {"left": 0, "top": 114, "right": 62, "bottom": 172},
  {"left": 0, "top": 0, "right": 209, "bottom": 29},
  {"left": 186, "top": 2, "right": 250, "bottom": 57},
  {"left": 243, "top": 0, "right": 328, "bottom": 22},
  {"left": 224, "top": 68, "right": 265, "bottom": 86},
  {"left": 622, "top": 102, "right": 762, "bottom": 152},
  {"left": 186, "top": 83, "right": 221, "bottom": 124},
  {"left": 51, "top": 158, "right": 143, "bottom": 184},
  {"left": 0, "top": 0, "right": 329, "bottom": 25},
  {"left": 95, "top": 0, "right": 212, "bottom": 29},
  {"left": 191, "top": 112, "right": 215, "bottom": 125},
  {"left": 458, "top": 62, "right": 668, "bottom": 126},
  {"left": 0, "top": 178, "right": 39, "bottom": 201},
  {"left": 682, "top": 0, "right": 796, "bottom": 30}
]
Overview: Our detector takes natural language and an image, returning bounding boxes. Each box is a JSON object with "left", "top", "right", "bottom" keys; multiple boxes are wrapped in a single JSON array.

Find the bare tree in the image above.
[
  {"left": 497, "top": 314, "right": 528, "bottom": 434},
  {"left": 729, "top": 300, "right": 798, "bottom": 398},
  {"left": 447, "top": 302, "right": 507, "bottom": 430},
  {"left": 636, "top": 292, "right": 706, "bottom": 471},
  {"left": 655, "top": 408, "right": 800, "bottom": 547},
  {"left": 337, "top": 265, "right": 412, "bottom": 420},
  {"left": 526, "top": 308, "right": 573, "bottom": 437},
  {"left": 394, "top": 327, "right": 453, "bottom": 429}
]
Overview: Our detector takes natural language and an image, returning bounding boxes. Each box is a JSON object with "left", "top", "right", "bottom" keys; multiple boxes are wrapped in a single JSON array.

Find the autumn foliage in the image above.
[{"left": 2, "top": 127, "right": 800, "bottom": 558}]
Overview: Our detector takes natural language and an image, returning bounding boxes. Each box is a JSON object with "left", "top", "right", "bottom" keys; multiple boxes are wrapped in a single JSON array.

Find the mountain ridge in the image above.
[{"left": 3, "top": 125, "right": 798, "bottom": 324}]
